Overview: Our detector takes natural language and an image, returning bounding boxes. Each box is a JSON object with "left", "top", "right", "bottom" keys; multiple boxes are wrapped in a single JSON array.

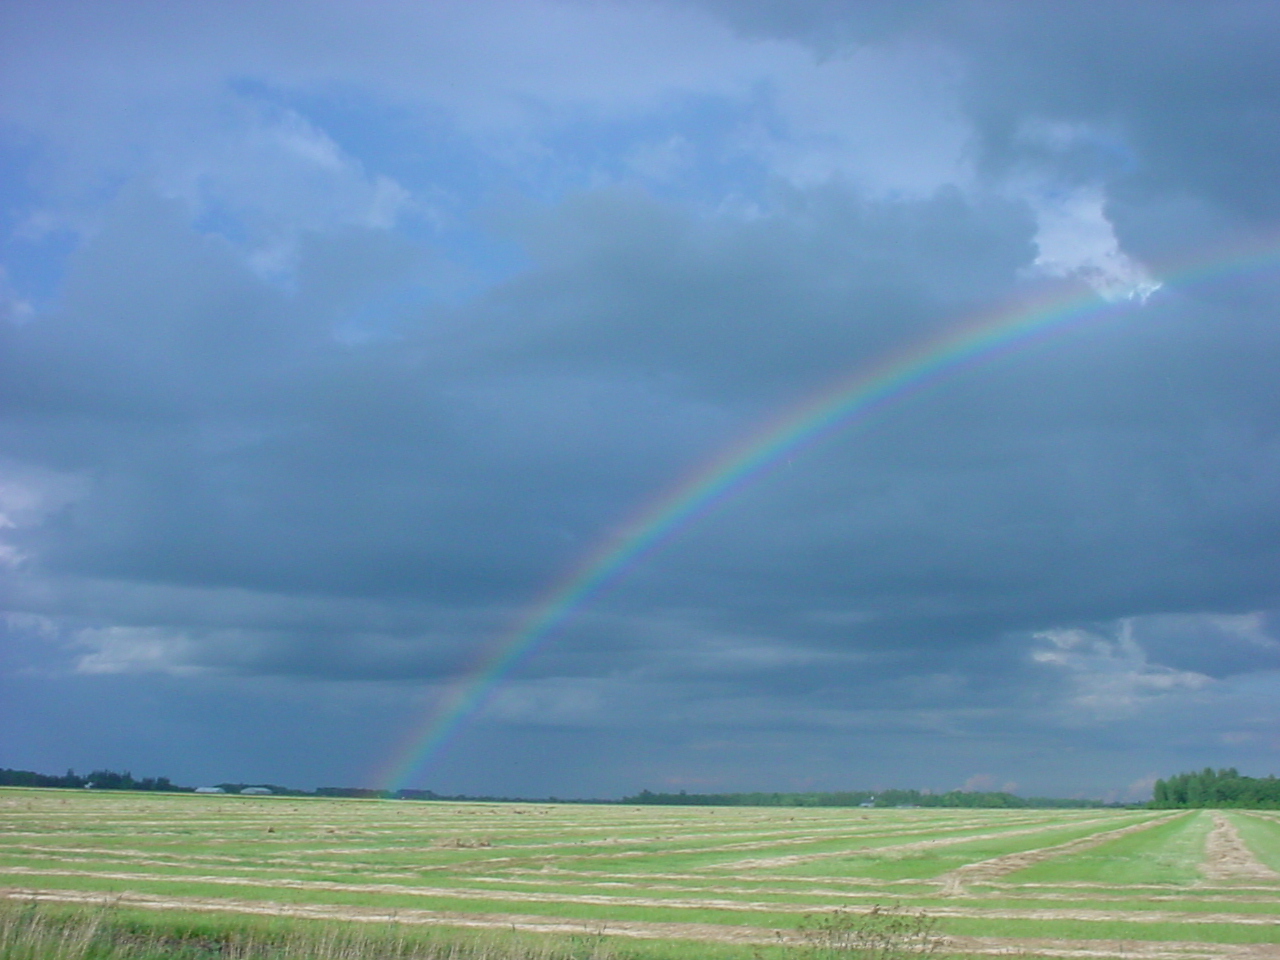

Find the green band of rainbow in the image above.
[{"left": 376, "top": 236, "right": 1278, "bottom": 794}]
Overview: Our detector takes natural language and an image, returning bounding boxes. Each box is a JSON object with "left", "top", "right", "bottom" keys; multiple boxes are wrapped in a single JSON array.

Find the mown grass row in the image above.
[
  {"left": 5, "top": 791, "right": 1280, "bottom": 957},
  {"left": 1234, "top": 812, "right": 1280, "bottom": 872}
]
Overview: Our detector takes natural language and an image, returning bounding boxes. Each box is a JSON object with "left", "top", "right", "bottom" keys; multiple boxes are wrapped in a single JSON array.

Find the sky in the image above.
[{"left": 1, "top": 0, "right": 1278, "bottom": 801}]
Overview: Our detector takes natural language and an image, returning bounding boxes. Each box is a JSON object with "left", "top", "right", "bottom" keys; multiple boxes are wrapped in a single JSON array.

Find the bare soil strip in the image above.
[
  {"left": 505, "top": 866, "right": 938, "bottom": 888},
  {"left": 709, "top": 814, "right": 1149, "bottom": 872},
  {"left": 476, "top": 875, "right": 1280, "bottom": 905},
  {"left": 937, "top": 814, "right": 1183, "bottom": 895},
  {"left": 945, "top": 936, "right": 1280, "bottom": 960},
  {"left": 1, "top": 818, "right": 1110, "bottom": 879},
  {"left": 25, "top": 859, "right": 1269, "bottom": 906},
  {"left": 8, "top": 866, "right": 1279, "bottom": 925},
  {"left": 5, "top": 887, "right": 1280, "bottom": 960},
  {"left": 0, "top": 815, "right": 1065, "bottom": 869},
  {"left": 214, "top": 818, "right": 1064, "bottom": 868},
  {"left": 468, "top": 813, "right": 1073, "bottom": 860},
  {"left": 1200, "top": 814, "right": 1280, "bottom": 883}
]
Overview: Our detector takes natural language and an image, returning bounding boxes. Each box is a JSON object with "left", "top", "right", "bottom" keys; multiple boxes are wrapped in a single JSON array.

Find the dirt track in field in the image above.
[
  {"left": 5, "top": 887, "right": 1280, "bottom": 960},
  {"left": 701, "top": 814, "right": 1136, "bottom": 871},
  {"left": 944, "top": 936, "right": 1280, "bottom": 960},
  {"left": 1200, "top": 814, "right": 1280, "bottom": 883},
  {"left": 7, "top": 869, "right": 1280, "bottom": 926},
  {"left": 937, "top": 813, "right": 1182, "bottom": 895}
]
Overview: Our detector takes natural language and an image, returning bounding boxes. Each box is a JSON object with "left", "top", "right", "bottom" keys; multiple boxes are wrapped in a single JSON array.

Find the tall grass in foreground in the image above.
[
  {"left": 0, "top": 904, "right": 110, "bottom": 960},
  {"left": 0, "top": 902, "right": 952, "bottom": 960},
  {"left": 0, "top": 903, "right": 623, "bottom": 960}
]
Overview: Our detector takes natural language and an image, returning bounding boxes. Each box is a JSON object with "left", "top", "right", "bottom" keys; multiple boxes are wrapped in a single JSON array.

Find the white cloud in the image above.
[
  {"left": 1124, "top": 773, "right": 1160, "bottom": 801},
  {"left": 149, "top": 103, "right": 415, "bottom": 281},
  {"left": 482, "top": 677, "right": 609, "bottom": 725},
  {"left": 1194, "top": 612, "right": 1278, "bottom": 650},
  {"left": 0, "top": 463, "right": 89, "bottom": 569},
  {"left": 1023, "top": 183, "right": 1161, "bottom": 301},
  {"left": 70, "top": 625, "right": 283, "bottom": 677},
  {"left": 761, "top": 40, "right": 972, "bottom": 197},
  {"left": 1003, "top": 120, "right": 1160, "bottom": 301},
  {"left": 73, "top": 626, "right": 208, "bottom": 676},
  {"left": 0, "top": 0, "right": 981, "bottom": 254},
  {"left": 1033, "top": 619, "right": 1211, "bottom": 722}
]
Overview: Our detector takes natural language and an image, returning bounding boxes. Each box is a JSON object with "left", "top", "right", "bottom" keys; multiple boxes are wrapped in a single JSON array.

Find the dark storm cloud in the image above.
[
  {"left": 2, "top": 182, "right": 1040, "bottom": 670},
  {"left": 1132, "top": 613, "right": 1280, "bottom": 679},
  {"left": 2, "top": 0, "right": 1278, "bottom": 796},
  {"left": 486, "top": 186, "right": 1034, "bottom": 397},
  {"left": 8, "top": 176, "right": 1276, "bottom": 681}
]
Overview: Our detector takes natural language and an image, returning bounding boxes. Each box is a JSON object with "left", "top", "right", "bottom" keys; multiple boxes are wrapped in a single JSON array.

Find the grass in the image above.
[
  {"left": 763, "top": 814, "right": 1157, "bottom": 881},
  {"left": 3, "top": 788, "right": 1279, "bottom": 958},
  {"left": 1232, "top": 812, "right": 1280, "bottom": 872},
  {"left": 1006, "top": 810, "right": 1206, "bottom": 885},
  {"left": 0, "top": 902, "right": 632, "bottom": 960}
]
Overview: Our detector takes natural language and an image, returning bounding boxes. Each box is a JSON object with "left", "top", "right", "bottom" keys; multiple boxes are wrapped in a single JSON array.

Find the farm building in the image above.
[
  {"left": 193, "top": 786, "right": 225, "bottom": 794},
  {"left": 240, "top": 787, "right": 272, "bottom": 795}
]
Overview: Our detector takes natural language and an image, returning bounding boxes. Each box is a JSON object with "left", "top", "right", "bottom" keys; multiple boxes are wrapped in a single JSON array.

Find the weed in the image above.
[{"left": 797, "top": 906, "right": 943, "bottom": 960}]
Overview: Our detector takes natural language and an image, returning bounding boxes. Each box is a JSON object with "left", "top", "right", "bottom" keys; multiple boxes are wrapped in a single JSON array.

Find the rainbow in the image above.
[{"left": 376, "top": 237, "right": 1279, "bottom": 794}]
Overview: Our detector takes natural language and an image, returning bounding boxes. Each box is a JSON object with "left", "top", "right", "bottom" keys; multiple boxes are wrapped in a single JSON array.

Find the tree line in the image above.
[
  {"left": 1151, "top": 768, "right": 1280, "bottom": 808},
  {"left": 0, "top": 768, "right": 181, "bottom": 791},
  {"left": 32, "top": 764, "right": 1276, "bottom": 807},
  {"left": 621, "top": 789, "right": 1104, "bottom": 808},
  {"left": 0, "top": 767, "right": 582, "bottom": 801},
  {"left": 0, "top": 767, "right": 303, "bottom": 795}
]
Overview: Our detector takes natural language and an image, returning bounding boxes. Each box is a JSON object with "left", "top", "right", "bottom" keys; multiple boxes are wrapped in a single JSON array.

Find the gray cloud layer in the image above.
[{"left": 2, "top": 0, "right": 1278, "bottom": 798}]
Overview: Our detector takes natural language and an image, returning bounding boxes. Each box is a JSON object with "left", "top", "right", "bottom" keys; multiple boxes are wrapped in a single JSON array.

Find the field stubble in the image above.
[{"left": 3, "top": 790, "right": 1279, "bottom": 959}]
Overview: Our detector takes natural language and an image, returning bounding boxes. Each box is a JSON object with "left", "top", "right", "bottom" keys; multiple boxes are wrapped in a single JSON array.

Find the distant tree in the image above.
[
  {"left": 1149, "top": 768, "right": 1280, "bottom": 809},
  {"left": 86, "top": 770, "right": 134, "bottom": 790},
  {"left": 622, "top": 788, "right": 1102, "bottom": 809},
  {"left": 0, "top": 768, "right": 86, "bottom": 788},
  {"left": 1152, "top": 778, "right": 1169, "bottom": 805}
]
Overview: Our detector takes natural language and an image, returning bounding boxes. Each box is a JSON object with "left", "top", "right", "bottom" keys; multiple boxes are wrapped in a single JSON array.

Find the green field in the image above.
[{"left": 3, "top": 788, "right": 1279, "bottom": 959}]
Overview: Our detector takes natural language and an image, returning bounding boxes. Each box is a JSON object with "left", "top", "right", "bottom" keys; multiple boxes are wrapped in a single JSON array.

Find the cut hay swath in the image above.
[{"left": 3, "top": 788, "right": 1280, "bottom": 959}]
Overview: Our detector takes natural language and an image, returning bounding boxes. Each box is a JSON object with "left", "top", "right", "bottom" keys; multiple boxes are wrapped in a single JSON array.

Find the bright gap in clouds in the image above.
[{"left": 1026, "top": 184, "right": 1161, "bottom": 301}]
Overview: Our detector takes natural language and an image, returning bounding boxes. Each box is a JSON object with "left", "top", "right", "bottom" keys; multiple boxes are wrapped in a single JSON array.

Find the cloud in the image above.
[
  {"left": 1018, "top": 183, "right": 1158, "bottom": 300},
  {"left": 0, "top": 462, "right": 89, "bottom": 570},
  {"left": 961, "top": 773, "right": 995, "bottom": 791},
  {"left": 1032, "top": 621, "right": 1213, "bottom": 723},
  {"left": 1123, "top": 612, "right": 1280, "bottom": 678},
  {"left": 1125, "top": 773, "right": 1160, "bottom": 802},
  {"left": 751, "top": 38, "right": 972, "bottom": 196},
  {"left": 3, "top": 169, "right": 1278, "bottom": 778},
  {"left": 73, "top": 626, "right": 210, "bottom": 676},
  {"left": 2, "top": 0, "right": 1279, "bottom": 797}
]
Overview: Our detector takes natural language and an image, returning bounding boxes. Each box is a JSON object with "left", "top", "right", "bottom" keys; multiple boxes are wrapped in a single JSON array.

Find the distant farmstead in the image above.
[
  {"left": 194, "top": 786, "right": 226, "bottom": 794},
  {"left": 240, "top": 787, "right": 273, "bottom": 795}
]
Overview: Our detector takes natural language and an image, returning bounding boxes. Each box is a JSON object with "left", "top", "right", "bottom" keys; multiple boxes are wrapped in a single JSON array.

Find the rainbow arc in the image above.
[{"left": 376, "top": 236, "right": 1279, "bottom": 794}]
